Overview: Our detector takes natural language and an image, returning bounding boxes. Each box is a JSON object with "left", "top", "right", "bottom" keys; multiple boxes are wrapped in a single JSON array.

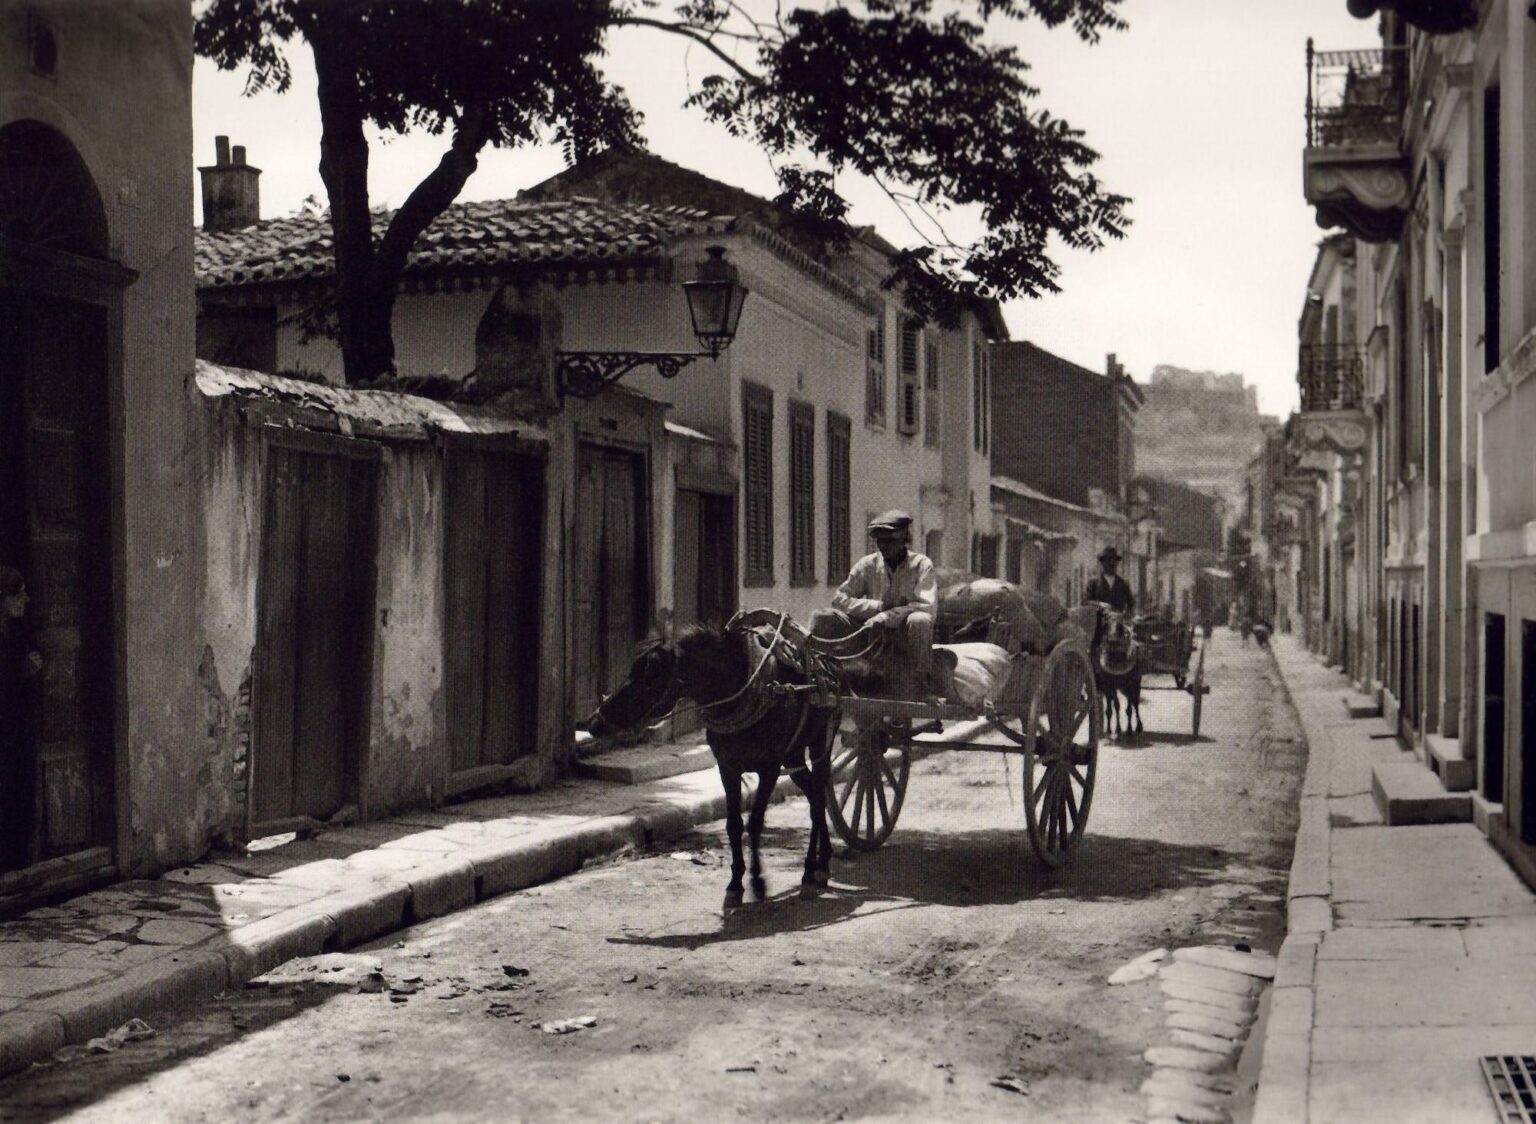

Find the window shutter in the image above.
[
  {"left": 865, "top": 313, "right": 887, "bottom": 426},
  {"left": 790, "top": 401, "right": 815, "bottom": 584},
  {"left": 923, "top": 340, "right": 940, "bottom": 447},
  {"left": 742, "top": 383, "right": 774, "bottom": 585},
  {"left": 827, "top": 412, "right": 851, "bottom": 582},
  {"left": 897, "top": 319, "right": 921, "bottom": 435}
]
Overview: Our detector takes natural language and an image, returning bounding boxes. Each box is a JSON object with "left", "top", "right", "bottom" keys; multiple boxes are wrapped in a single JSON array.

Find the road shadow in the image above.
[
  {"left": 1107, "top": 731, "right": 1215, "bottom": 749},
  {"left": 609, "top": 824, "right": 1242, "bottom": 950}
]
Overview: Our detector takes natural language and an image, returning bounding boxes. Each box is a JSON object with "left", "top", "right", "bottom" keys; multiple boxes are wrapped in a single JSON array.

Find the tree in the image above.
[{"left": 195, "top": 0, "right": 1130, "bottom": 385}]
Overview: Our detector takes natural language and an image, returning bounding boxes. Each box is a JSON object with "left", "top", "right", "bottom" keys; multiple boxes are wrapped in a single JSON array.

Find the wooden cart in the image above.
[
  {"left": 1130, "top": 618, "right": 1212, "bottom": 739},
  {"left": 821, "top": 638, "right": 1101, "bottom": 868}
]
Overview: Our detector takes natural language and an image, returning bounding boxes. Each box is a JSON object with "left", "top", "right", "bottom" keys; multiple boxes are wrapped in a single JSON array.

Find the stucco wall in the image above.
[{"left": 0, "top": 1, "right": 218, "bottom": 874}]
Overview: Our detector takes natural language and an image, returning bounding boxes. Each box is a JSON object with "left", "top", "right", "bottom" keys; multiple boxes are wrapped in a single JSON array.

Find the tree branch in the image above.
[
  {"left": 372, "top": 104, "right": 491, "bottom": 290},
  {"left": 607, "top": 15, "right": 763, "bottom": 85}
]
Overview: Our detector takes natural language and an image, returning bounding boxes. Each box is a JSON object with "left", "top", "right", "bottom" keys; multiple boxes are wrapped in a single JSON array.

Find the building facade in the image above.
[
  {"left": 989, "top": 342, "right": 1143, "bottom": 604},
  {"left": 0, "top": 2, "right": 220, "bottom": 910},
  {"left": 1297, "top": 0, "right": 1536, "bottom": 888},
  {"left": 194, "top": 152, "right": 1004, "bottom": 839}
]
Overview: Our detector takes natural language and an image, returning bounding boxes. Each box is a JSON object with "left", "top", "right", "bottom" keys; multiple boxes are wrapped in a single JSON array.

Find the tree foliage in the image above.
[{"left": 195, "top": 0, "right": 1129, "bottom": 381}]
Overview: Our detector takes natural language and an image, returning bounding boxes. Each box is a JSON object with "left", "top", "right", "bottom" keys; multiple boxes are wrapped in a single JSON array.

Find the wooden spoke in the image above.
[
  {"left": 1022, "top": 643, "right": 1099, "bottom": 869},
  {"left": 826, "top": 727, "right": 909, "bottom": 852}
]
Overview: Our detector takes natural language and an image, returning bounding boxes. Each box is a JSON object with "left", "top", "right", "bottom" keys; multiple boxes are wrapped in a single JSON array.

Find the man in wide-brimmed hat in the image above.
[
  {"left": 1085, "top": 544, "right": 1134, "bottom": 613},
  {"left": 810, "top": 509, "right": 936, "bottom": 683}
]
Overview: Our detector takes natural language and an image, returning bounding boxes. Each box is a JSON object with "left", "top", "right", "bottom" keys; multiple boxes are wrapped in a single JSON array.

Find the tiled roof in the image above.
[{"left": 195, "top": 197, "right": 736, "bottom": 290}]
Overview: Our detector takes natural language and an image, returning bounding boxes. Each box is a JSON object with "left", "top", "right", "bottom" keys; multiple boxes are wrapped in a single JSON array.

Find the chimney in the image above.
[
  {"left": 1106, "top": 352, "right": 1124, "bottom": 380},
  {"left": 199, "top": 135, "right": 261, "bottom": 232}
]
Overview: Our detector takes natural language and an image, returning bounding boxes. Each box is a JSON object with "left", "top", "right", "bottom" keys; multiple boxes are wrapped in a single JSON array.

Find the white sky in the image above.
[{"left": 192, "top": 1, "right": 1384, "bottom": 417}]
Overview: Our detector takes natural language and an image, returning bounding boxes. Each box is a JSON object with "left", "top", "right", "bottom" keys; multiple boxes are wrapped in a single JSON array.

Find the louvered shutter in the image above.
[
  {"left": 790, "top": 401, "right": 815, "bottom": 583},
  {"left": 743, "top": 383, "right": 774, "bottom": 585},
  {"left": 923, "top": 339, "right": 940, "bottom": 447},
  {"left": 898, "top": 319, "right": 921, "bottom": 435},
  {"left": 827, "top": 413, "right": 851, "bottom": 582}
]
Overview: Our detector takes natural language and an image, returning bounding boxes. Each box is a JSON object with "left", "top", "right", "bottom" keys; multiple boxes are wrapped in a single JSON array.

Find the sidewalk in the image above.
[
  {"left": 0, "top": 761, "right": 766, "bottom": 1077},
  {"left": 1254, "top": 633, "right": 1536, "bottom": 1124}
]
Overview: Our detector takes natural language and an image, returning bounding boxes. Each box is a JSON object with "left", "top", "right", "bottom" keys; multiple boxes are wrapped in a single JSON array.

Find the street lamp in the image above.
[{"left": 556, "top": 245, "right": 749, "bottom": 400}]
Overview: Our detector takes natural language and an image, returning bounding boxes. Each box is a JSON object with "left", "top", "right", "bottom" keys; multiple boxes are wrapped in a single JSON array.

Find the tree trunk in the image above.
[{"left": 311, "top": 28, "right": 395, "bottom": 384}]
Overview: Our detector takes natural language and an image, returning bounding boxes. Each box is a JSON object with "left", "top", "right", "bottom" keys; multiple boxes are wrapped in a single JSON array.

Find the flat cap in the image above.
[{"left": 868, "top": 509, "right": 914, "bottom": 535}]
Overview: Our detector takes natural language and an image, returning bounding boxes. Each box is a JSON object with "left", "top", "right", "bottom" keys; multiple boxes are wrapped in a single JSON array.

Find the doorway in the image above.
[
  {"left": 250, "top": 439, "right": 379, "bottom": 834},
  {"left": 0, "top": 291, "right": 115, "bottom": 873},
  {"left": 443, "top": 445, "right": 545, "bottom": 778},
  {"left": 573, "top": 444, "right": 650, "bottom": 721},
  {"left": 674, "top": 488, "right": 736, "bottom": 629}
]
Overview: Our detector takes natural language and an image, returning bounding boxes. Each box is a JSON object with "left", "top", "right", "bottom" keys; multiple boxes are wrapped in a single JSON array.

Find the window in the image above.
[
  {"left": 972, "top": 340, "right": 991, "bottom": 454},
  {"left": 827, "top": 412, "right": 851, "bottom": 582},
  {"left": 865, "top": 311, "right": 887, "bottom": 426},
  {"left": 1484, "top": 612, "right": 1506, "bottom": 803},
  {"left": 923, "top": 339, "right": 940, "bottom": 448},
  {"left": 897, "top": 318, "right": 921, "bottom": 435},
  {"left": 743, "top": 382, "right": 774, "bottom": 586},
  {"left": 790, "top": 400, "right": 816, "bottom": 585},
  {"left": 1522, "top": 621, "right": 1535, "bottom": 844},
  {"left": 1483, "top": 83, "right": 1501, "bottom": 374}
]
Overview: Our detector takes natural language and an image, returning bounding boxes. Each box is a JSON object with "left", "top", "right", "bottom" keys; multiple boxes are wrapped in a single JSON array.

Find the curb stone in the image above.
[{"left": 0, "top": 776, "right": 793, "bottom": 1077}]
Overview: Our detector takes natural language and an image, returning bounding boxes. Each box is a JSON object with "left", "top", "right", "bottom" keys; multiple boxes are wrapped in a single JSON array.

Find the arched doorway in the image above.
[{"left": 0, "top": 120, "right": 118, "bottom": 877}]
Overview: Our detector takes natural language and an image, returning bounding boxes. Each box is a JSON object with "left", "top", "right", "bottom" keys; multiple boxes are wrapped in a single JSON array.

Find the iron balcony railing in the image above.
[
  {"left": 1299, "top": 343, "right": 1364, "bottom": 412},
  {"left": 1305, "top": 42, "right": 1408, "bottom": 148}
]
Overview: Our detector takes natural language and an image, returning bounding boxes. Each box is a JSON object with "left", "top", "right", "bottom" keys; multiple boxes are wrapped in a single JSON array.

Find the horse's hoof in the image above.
[
  {"left": 749, "top": 876, "right": 768, "bottom": 901},
  {"left": 813, "top": 869, "right": 831, "bottom": 887},
  {"left": 723, "top": 889, "right": 744, "bottom": 910},
  {"left": 798, "top": 882, "right": 820, "bottom": 901}
]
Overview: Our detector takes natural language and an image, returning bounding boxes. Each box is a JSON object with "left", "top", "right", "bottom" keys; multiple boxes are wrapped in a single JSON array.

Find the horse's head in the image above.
[
  {"left": 1100, "top": 609, "right": 1138, "bottom": 665},
  {"left": 585, "top": 638, "right": 681, "bottom": 737}
]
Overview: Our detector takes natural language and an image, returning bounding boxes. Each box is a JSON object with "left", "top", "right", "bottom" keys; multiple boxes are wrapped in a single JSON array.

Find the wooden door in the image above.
[
  {"left": 0, "top": 291, "right": 113, "bottom": 872},
  {"left": 444, "top": 446, "right": 544, "bottom": 775},
  {"left": 573, "top": 444, "right": 649, "bottom": 720},
  {"left": 251, "top": 442, "right": 378, "bottom": 832},
  {"left": 674, "top": 489, "right": 737, "bottom": 630}
]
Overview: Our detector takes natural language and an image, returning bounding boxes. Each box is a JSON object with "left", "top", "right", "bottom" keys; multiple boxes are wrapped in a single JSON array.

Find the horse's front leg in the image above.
[
  {"left": 747, "top": 765, "right": 780, "bottom": 901},
  {"left": 721, "top": 765, "right": 746, "bottom": 910}
]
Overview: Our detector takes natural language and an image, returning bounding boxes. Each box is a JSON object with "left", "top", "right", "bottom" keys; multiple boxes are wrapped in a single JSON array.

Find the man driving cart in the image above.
[{"left": 809, "top": 510, "right": 937, "bottom": 692}]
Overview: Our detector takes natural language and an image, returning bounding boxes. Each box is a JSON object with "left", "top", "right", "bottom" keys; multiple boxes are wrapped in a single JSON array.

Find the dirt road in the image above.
[{"left": 0, "top": 631, "right": 1304, "bottom": 1122}]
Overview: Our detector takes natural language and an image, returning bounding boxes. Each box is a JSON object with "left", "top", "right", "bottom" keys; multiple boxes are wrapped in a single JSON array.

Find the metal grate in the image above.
[{"left": 1482, "top": 1056, "right": 1536, "bottom": 1123}]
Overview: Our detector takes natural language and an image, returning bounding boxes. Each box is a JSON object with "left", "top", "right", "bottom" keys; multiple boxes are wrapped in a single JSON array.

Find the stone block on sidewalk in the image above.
[
  {"left": 216, "top": 909, "right": 335, "bottom": 983},
  {"left": 1145, "top": 1045, "right": 1228, "bottom": 1073},
  {"left": 0, "top": 1010, "right": 65, "bottom": 1078},
  {"left": 574, "top": 742, "right": 715, "bottom": 785},
  {"left": 1166, "top": 1011, "right": 1249, "bottom": 1040},
  {"left": 1424, "top": 733, "right": 1474, "bottom": 792},
  {"left": 1287, "top": 895, "right": 1332, "bottom": 934},
  {"left": 28, "top": 948, "right": 227, "bottom": 1042},
  {"left": 1370, "top": 760, "right": 1471, "bottom": 826},
  {"left": 404, "top": 858, "right": 477, "bottom": 922},
  {"left": 323, "top": 883, "right": 410, "bottom": 948},
  {"left": 1159, "top": 978, "right": 1257, "bottom": 1015},
  {"left": 1341, "top": 691, "right": 1382, "bottom": 719}
]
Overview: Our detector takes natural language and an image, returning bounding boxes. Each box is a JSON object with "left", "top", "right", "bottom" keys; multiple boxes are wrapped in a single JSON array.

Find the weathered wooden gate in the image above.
[
  {"left": 443, "top": 442, "right": 545, "bottom": 789},
  {"left": 0, "top": 292, "right": 114, "bottom": 872},
  {"left": 250, "top": 434, "right": 379, "bottom": 835},
  {"left": 573, "top": 443, "right": 650, "bottom": 721}
]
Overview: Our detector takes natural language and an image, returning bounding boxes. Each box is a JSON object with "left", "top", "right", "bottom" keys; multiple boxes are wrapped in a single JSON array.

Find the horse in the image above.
[
  {"left": 586, "top": 619, "right": 848, "bottom": 909},
  {"left": 1093, "top": 608, "right": 1144, "bottom": 739}
]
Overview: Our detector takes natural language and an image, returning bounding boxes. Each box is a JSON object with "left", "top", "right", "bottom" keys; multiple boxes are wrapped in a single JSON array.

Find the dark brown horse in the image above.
[
  {"left": 1094, "top": 608, "right": 1144, "bottom": 738},
  {"left": 587, "top": 621, "right": 843, "bottom": 909}
]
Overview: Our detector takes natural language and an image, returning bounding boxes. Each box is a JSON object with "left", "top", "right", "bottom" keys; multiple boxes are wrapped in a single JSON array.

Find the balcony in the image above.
[
  {"left": 1300, "top": 343, "right": 1364, "bottom": 412},
  {"left": 1293, "top": 344, "right": 1368, "bottom": 462},
  {"left": 1303, "top": 44, "right": 1409, "bottom": 243}
]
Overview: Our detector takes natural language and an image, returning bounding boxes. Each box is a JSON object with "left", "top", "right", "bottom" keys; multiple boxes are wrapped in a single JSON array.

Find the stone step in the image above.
[
  {"left": 573, "top": 742, "right": 716, "bottom": 785},
  {"left": 1342, "top": 691, "right": 1383, "bottom": 719},
  {"left": 1371, "top": 759, "right": 1472, "bottom": 826},
  {"left": 1425, "top": 733, "right": 1475, "bottom": 792}
]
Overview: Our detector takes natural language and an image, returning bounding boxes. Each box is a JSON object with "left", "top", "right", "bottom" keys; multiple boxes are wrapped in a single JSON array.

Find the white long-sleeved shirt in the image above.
[{"left": 831, "top": 550, "right": 938, "bottom": 621}]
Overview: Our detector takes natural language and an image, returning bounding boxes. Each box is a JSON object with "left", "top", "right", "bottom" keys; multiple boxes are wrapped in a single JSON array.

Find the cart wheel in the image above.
[
  {"left": 1189, "top": 636, "right": 1208, "bottom": 739},
  {"left": 1023, "top": 643, "right": 1099, "bottom": 868},
  {"left": 826, "top": 724, "right": 910, "bottom": 851}
]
